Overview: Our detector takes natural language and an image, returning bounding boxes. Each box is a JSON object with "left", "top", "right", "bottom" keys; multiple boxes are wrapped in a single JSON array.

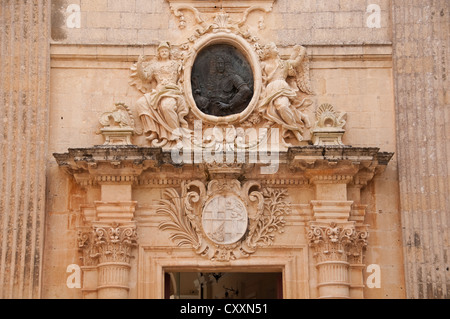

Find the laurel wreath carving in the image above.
[
  {"left": 158, "top": 188, "right": 202, "bottom": 249},
  {"left": 244, "top": 188, "right": 290, "bottom": 250}
]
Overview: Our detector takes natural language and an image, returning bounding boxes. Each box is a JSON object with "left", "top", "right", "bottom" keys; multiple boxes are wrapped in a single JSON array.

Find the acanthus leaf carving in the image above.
[
  {"left": 77, "top": 223, "right": 138, "bottom": 266},
  {"left": 157, "top": 187, "right": 203, "bottom": 251},
  {"left": 77, "top": 227, "right": 100, "bottom": 266},
  {"left": 242, "top": 187, "right": 290, "bottom": 255},
  {"left": 307, "top": 221, "right": 368, "bottom": 264}
]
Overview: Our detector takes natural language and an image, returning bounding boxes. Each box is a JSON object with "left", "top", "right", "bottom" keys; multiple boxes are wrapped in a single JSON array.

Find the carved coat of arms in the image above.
[
  {"left": 202, "top": 195, "right": 248, "bottom": 245},
  {"left": 157, "top": 179, "right": 291, "bottom": 261}
]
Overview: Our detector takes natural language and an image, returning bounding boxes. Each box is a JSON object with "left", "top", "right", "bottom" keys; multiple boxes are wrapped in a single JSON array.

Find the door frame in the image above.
[{"left": 137, "top": 245, "right": 309, "bottom": 299}]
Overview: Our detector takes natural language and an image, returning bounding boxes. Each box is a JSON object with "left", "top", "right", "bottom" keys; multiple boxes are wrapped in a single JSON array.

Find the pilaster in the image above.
[
  {"left": 298, "top": 148, "right": 374, "bottom": 299},
  {"left": 59, "top": 147, "right": 147, "bottom": 299}
]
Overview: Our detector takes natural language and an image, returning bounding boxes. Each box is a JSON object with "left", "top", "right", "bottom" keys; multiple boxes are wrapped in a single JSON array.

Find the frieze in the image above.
[{"left": 53, "top": 146, "right": 393, "bottom": 188}]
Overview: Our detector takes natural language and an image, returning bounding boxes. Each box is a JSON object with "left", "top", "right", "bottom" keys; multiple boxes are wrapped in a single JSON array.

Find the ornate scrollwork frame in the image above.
[{"left": 182, "top": 31, "right": 263, "bottom": 125}]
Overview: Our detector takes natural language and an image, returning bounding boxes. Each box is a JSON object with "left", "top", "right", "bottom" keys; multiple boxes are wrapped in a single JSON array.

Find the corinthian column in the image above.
[
  {"left": 78, "top": 221, "right": 137, "bottom": 299},
  {"left": 306, "top": 161, "right": 369, "bottom": 298},
  {"left": 77, "top": 198, "right": 137, "bottom": 299},
  {"left": 92, "top": 223, "right": 137, "bottom": 299},
  {"left": 308, "top": 221, "right": 368, "bottom": 299}
]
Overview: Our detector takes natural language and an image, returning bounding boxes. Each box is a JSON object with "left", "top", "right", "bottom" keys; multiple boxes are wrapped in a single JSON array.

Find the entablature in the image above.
[{"left": 53, "top": 145, "right": 393, "bottom": 188}]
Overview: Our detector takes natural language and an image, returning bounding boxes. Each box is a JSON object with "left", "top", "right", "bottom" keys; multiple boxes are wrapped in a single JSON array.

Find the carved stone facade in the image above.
[
  {"left": 53, "top": 144, "right": 392, "bottom": 298},
  {"left": 157, "top": 179, "right": 291, "bottom": 261},
  {"left": 129, "top": 8, "right": 314, "bottom": 148},
  {"left": 1, "top": 0, "right": 448, "bottom": 300}
]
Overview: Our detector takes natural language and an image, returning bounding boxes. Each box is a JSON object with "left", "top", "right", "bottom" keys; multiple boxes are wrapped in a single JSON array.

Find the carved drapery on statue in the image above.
[
  {"left": 129, "top": 10, "right": 317, "bottom": 147},
  {"left": 130, "top": 42, "right": 190, "bottom": 147},
  {"left": 157, "top": 179, "right": 291, "bottom": 261},
  {"left": 259, "top": 43, "right": 313, "bottom": 142}
]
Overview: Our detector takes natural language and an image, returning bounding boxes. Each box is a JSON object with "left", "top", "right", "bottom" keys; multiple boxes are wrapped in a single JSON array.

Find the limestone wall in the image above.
[
  {"left": 50, "top": 0, "right": 391, "bottom": 45},
  {"left": 0, "top": 0, "right": 415, "bottom": 299}
]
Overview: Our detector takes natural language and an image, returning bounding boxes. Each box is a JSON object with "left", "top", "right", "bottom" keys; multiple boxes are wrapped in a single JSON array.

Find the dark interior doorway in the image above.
[{"left": 165, "top": 272, "right": 283, "bottom": 299}]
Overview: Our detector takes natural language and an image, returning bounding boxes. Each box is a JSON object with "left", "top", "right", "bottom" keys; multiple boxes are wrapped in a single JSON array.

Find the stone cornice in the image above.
[
  {"left": 50, "top": 43, "right": 393, "bottom": 66},
  {"left": 166, "top": 0, "right": 275, "bottom": 13},
  {"left": 54, "top": 146, "right": 394, "bottom": 187}
]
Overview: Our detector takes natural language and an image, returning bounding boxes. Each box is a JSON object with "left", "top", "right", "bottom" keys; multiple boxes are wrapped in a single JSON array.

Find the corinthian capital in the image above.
[
  {"left": 78, "top": 223, "right": 138, "bottom": 266},
  {"left": 307, "top": 222, "right": 368, "bottom": 263}
]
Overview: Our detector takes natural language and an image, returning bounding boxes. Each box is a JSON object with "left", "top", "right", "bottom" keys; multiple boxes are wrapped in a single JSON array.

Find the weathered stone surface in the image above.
[
  {"left": 44, "top": 0, "right": 406, "bottom": 296},
  {"left": 0, "top": 0, "right": 50, "bottom": 299},
  {"left": 3, "top": 0, "right": 447, "bottom": 300},
  {"left": 392, "top": 0, "right": 450, "bottom": 299}
]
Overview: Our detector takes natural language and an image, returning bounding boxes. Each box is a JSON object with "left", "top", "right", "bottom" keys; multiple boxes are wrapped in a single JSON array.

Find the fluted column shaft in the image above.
[
  {"left": 392, "top": 0, "right": 449, "bottom": 299},
  {"left": 0, "top": 0, "right": 50, "bottom": 299}
]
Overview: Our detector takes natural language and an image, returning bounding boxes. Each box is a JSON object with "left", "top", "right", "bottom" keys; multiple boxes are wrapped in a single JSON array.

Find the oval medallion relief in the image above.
[{"left": 191, "top": 44, "right": 254, "bottom": 117}]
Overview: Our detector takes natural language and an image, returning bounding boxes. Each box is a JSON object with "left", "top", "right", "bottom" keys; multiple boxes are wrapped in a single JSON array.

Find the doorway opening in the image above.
[{"left": 164, "top": 272, "right": 283, "bottom": 299}]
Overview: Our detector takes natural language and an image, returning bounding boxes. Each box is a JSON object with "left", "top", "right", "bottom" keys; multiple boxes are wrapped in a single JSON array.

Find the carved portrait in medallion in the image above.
[{"left": 191, "top": 44, "right": 254, "bottom": 117}]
